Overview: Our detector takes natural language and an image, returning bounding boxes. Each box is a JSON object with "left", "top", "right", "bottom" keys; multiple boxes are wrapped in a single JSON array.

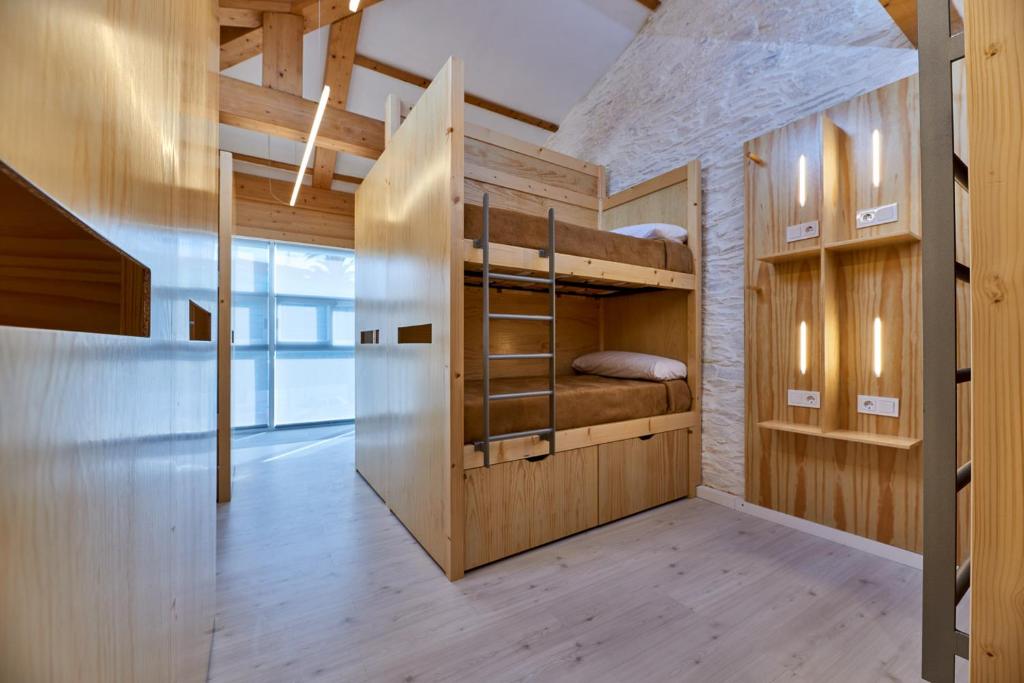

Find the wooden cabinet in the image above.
[
  {"left": 464, "top": 446, "right": 598, "bottom": 569},
  {"left": 598, "top": 431, "right": 689, "bottom": 524}
]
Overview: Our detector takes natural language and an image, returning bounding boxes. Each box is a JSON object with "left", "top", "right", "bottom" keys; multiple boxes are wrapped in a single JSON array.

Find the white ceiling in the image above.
[{"left": 220, "top": 0, "right": 650, "bottom": 190}]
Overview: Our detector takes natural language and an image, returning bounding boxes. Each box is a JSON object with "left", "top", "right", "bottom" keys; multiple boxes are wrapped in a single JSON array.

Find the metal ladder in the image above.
[
  {"left": 474, "top": 193, "right": 557, "bottom": 468},
  {"left": 920, "top": 0, "right": 971, "bottom": 679}
]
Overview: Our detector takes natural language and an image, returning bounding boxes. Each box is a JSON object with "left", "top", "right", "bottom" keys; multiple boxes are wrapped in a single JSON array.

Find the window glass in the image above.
[
  {"left": 274, "top": 352, "right": 355, "bottom": 425},
  {"left": 274, "top": 244, "right": 354, "bottom": 298},
  {"left": 277, "top": 303, "right": 321, "bottom": 344}
]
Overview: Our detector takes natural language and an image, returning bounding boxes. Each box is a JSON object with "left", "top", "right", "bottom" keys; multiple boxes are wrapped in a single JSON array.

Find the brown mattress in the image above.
[
  {"left": 464, "top": 374, "right": 692, "bottom": 444},
  {"left": 465, "top": 205, "right": 693, "bottom": 274}
]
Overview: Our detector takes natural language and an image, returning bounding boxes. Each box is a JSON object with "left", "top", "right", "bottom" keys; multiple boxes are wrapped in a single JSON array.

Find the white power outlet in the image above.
[
  {"left": 856, "top": 202, "right": 899, "bottom": 229},
  {"left": 788, "top": 389, "right": 821, "bottom": 409},
  {"left": 785, "top": 220, "right": 820, "bottom": 243},
  {"left": 857, "top": 394, "right": 900, "bottom": 418}
]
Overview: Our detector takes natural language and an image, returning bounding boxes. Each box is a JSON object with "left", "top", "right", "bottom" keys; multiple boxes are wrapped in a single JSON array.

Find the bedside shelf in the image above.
[
  {"left": 823, "top": 230, "right": 920, "bottom": 253},
  {"left": 756, "top": 245, "right": 821, "bottom": 264},
  {"left": 758, "top": 421, "right": 921, "bottom": 450}
]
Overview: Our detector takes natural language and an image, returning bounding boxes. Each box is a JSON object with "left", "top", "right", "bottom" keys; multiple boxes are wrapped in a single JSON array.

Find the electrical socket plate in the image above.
[
  {"left": 856, "top": 202, "right": 899, "bottom": 229},
  {"left": 857, "top": 394, "right": 900, "bottom": 418},
  {"left": 788, "top": 389, "right": 821, "bottom": 409},
  {"left": 785, "top": 220, "right": 820, "bottom": 243}
]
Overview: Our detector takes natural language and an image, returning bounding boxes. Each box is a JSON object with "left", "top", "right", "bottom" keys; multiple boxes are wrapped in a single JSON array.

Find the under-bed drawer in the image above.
[
  {"left": 464, "top": 446, "right": 598, "bottom": 569},
  {"left": 598, "top": 430, "right": 689, "bottom": 524}
]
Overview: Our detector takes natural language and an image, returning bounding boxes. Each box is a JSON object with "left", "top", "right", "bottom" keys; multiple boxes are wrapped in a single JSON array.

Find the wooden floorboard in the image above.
[{"left": 209, "top": 426, "right": 965, "bottom": 682}]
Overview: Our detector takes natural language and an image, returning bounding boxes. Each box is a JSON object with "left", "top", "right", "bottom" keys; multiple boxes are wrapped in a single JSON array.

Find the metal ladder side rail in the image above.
[
  {"left": 920, "top": 0, "right": 972, "bottom": 679},
  {"left": 475, "top": 193, "right": 557, "bottom": 467}
]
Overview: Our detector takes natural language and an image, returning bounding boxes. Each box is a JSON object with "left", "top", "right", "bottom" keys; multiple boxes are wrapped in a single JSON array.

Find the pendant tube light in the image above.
[
  {"left": 349, "top": 0, "right": 360, "bottom": 11},
  {"left": 289, "top": 84, "right": 332, "bottom": 207}
]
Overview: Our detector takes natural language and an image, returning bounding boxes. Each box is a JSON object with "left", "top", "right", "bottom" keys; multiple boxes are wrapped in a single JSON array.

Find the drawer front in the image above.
[
  {"left": 464, "top": 446, "right": 598, "bottom": 569},
  {"left": 598, "top": 430, "right": 689, "bottom": 524}
]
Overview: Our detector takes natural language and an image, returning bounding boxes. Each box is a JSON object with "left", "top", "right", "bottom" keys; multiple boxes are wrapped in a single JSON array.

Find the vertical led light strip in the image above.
[
  {"left": 798, "top": 154, "right": 807, "bottom": 207},
  {"left": 289, "top": 85, "right": 332, "bottom": 207},
  {"left": 871, "top": 129, "right": 882, "bottom": 188},
  {"left": 799, "top": 320, "right": 808, "bottom": 375},
  {"left": 873, "top": 316, "right": 883, "bottom": 378}
]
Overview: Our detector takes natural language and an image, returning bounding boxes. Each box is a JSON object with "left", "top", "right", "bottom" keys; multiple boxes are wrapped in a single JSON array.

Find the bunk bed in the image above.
[{"left": 355, "top": 58, "right": 702, "bottom": 580}]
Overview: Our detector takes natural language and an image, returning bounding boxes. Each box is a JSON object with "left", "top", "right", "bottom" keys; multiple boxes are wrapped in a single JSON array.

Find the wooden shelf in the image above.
[
  {"left": 823, "top": 230, "right": 920, "bottom": 253},
  {"left": 758, "top": 421, "right": 921, "bottom": 450},
  {"left": 756, "top": 244, "right": 820, "bottom": 264}
]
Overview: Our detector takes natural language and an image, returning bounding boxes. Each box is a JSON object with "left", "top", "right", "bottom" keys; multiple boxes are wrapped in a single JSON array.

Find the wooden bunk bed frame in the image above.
[{"left": 355, "top": 58, "right": 702, "bottom": 580}]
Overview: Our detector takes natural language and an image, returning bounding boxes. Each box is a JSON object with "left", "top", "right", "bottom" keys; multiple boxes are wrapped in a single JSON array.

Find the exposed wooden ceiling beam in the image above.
[
  {"left": 635, "top": 0, "right": 660, "bottom": 10},
  {"left": 353, "top": 54, "right": 560, "bottom": 133},
  {"left": 221, "top": 0, "right": 291, "bottom": 10},
  {"left": 313, "top": 14, "right": 362, "bottom": 189},
  {"left": 220, "top": 0, "right": 384, "bottom": 71},
  {"left": 262, "top": 12, "right": 304, "bottom": 94},
  {"left": 218, "top": 7, "right": 262, "bottom": 27},
  {"left": 220, "top": 75, "right": 385, "bottom": 159},
  {"left": 231, "top": 152, "right": 363, "bottom": 185}
]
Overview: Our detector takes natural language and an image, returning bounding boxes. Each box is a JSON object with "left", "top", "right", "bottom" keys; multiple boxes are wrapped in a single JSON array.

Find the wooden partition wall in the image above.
[
  {"left": 0, "top": 1, "right": 218, "bottom": 680},
  {"left": 745, "top": 77, "right": 924, "bottom": 551},
  {"left": 355, "top": 57, "right": 466, "bottom": 578}
]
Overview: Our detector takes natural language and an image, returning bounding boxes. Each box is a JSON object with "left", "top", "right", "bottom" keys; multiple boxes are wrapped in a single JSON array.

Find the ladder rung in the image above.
[
  {"left": 956, "top": 461, "right": 972, "bottom": 492},
  {"left": 955, "top": 557, "right": 971, "bottom": 605},
  {"left": 489, "top": 313, "right": 553, "bottom": 321},
  {"left": 487, "top": 272, "right": 554, "bottom": 285},
  {"left": 488, "top": 427, "right": 553, "bottom": 442},
  {"left": 956, "top": 367, "right": 971, "bottom": 384},
  {"left": 489, "top": 353, "right": 552, "bottom": 360},
  {"left": 954, "top": 630, "right": 970, "bottom": 660},
  {"left": 489, "top": 390, "right": 553, "bottom": 401}
]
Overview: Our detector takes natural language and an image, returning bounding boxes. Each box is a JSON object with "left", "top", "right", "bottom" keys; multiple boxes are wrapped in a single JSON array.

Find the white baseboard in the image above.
[{"left": 696, "top": 485, "right": 923, "bottom": 570}]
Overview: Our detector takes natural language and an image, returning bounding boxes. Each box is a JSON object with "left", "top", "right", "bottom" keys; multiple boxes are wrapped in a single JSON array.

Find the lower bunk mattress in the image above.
[
  {"left": 464, "top": 374, "right": 692, "bottom": 445},
  {"left": 464, "top": 205, "right": 694, "bottom": 274}
]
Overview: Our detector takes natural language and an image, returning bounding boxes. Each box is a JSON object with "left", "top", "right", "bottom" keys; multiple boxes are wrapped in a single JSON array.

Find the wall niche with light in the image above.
[{"left": 743, "top": 76, "right": 923, "bottom": 552}]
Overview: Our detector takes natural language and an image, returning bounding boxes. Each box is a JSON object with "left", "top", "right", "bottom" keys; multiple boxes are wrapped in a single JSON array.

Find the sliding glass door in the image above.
[{"left": 231, "top": 238, "right": 355, "bottom": 430}]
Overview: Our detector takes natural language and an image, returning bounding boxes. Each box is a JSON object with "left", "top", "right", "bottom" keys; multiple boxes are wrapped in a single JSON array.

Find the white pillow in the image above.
[
  {"left": 610, "top": 223, "right": 688, "bottom": 244},
  {"left": 572, "top": 351, "right": 687, "bottom": 382}
]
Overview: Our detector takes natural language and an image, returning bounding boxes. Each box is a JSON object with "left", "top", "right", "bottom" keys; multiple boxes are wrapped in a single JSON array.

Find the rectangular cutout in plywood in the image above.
[
  {"left": 0, "top": 161, "right": 151, "bottom": 337},
  {"left": 397, "top": 323, "right": 432, "bottom": 344},
  {"left": 189, "top": 300, "right": 212, "bottom": 341}
]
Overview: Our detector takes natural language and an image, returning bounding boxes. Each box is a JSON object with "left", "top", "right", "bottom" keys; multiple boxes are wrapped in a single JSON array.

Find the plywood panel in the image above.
[
  {"left": 598, "top": 431, "right": 689, "bottom": 523},
  {"left": 465, "top": 178, "right": 598, "bottom": 230},
  {"left": 355, "top": 58, "right": 465, "bottom": 579},
  {"left": 0, "top": 0, "right": 218, "bottom": 680},
  {"left": 965, "top": 0, "right": 1024, "bottom": 671},
  {"left": 464, "top": 446, "right": 598, "bottom": 569},
  {"left": 825, "top": 77, "right": 921, "bottom": 243},
  {"left": 234, "top": 197, "right": 354, "bottom": 249},
  {"left": 600, "top": 288, "right": 689, "bottom": 363}
]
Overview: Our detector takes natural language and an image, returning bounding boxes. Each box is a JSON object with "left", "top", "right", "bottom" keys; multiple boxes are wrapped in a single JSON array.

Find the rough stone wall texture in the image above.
[{"left": 548, "top": 0, "right": 917, "bottom": 495}]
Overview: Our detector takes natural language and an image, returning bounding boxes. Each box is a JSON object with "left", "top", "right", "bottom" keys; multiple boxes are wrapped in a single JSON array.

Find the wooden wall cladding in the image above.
[
  {"left": 0, "top": 0, "right": 218, "bottom": 681},
  {"left": 745, "top": 76, "right": 923, "bottom": 551},
  {"left": 233, "top": 172, "right": 355, "bottom": 249}
]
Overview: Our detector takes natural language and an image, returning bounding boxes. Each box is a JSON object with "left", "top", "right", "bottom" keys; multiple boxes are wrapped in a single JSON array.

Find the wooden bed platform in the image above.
[{"left": 355, "top": 58, "right": 702, "bottom": 579}]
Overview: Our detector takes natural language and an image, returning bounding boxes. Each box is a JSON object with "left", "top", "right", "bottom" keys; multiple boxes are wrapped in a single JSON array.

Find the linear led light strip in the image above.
[{"left": 289, "top": 84, "right": 332, "bottom": 206}]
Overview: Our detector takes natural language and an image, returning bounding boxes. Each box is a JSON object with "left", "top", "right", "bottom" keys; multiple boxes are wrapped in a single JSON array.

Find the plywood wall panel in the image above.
[{"left": 0, "top": 0, "right": 218, "bottom": 681}]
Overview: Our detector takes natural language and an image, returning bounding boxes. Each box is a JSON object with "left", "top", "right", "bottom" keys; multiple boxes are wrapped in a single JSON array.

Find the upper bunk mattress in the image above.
[
  {"left": 465, "top": 205, "right": 693, "bottom": 274},
  {"left": 464, "top": 374, "right": 692, "bottom": 445}
]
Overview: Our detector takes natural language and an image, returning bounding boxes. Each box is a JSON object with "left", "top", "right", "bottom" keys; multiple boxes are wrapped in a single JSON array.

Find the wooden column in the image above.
[
  {"left": 262, "top": 12, "right": 303, "bottom": 95},
  {"left": 966, "top": 0, "right": 1024, "bottom": 676},
  {"left": 218, "top": 152, "right": 234, "bottom": 503}
]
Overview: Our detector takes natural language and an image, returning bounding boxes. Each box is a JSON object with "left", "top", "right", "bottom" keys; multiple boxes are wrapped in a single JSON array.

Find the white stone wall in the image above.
[{"left": 548, "top": 0, "right": 917, "bottom": 495}]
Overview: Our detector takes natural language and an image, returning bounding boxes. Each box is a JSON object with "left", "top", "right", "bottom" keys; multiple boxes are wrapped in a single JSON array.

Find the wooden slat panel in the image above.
[
  {"left": 234, "top": 172, "right": 354, "bottom": 215},
  {"left": 230, "top": 151, "right": 363, "bottom": 185},
  {"left": 234, "top": 197, "right": 353, "bottom": 248},
  {"left": 466, "top": 123, "right": 601, "bottom": 177},
  {"left": 465, "top": 137, "right": 598, "bottom": 198},
  {"left": 465, "top": 178, "right": 597, "bottom": 229},
  {"left": 598, "top": 431, "right": 688, "bottom": 524},
  {"left": 966, "top": 0, "right": 1024, "bottom": 672},
  {"left": 219, "top": 75, "right": 385, "bottom": 159},
  {"left": 464, "top": 446, "right": 598, "bottom": 569}
]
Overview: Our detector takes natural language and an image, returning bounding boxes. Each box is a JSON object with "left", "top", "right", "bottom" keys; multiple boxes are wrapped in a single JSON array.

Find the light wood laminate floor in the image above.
[{"left": 209, "top": 427, "right": 961, "bottom": 682}]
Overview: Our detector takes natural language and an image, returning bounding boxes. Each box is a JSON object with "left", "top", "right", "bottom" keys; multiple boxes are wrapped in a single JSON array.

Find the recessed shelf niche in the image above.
[{"left": 0, "top": 161, "right": 151, "bottom": 337}]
